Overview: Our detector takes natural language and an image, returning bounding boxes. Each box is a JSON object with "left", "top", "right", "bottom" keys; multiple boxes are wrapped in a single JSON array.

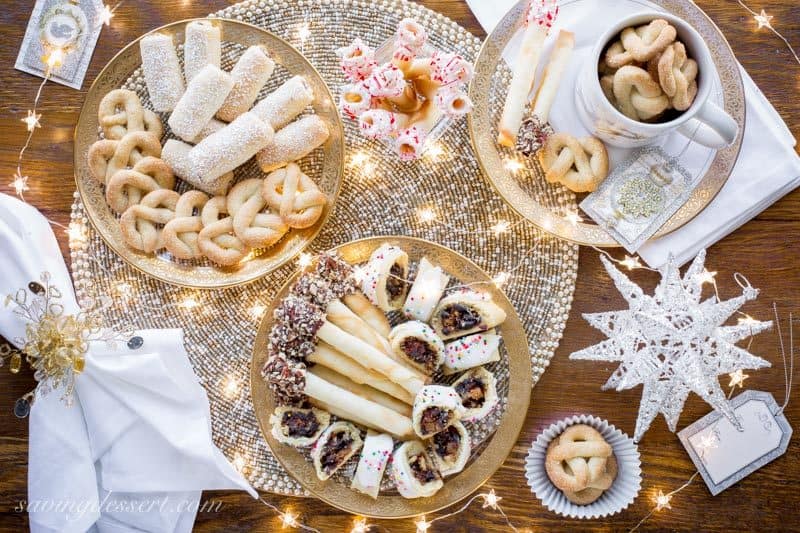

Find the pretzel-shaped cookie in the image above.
[
  {"left": 563, "top": 455, "right": 617, "bottom": 505},
  {"left": 88, "top": 131, "right": 162, "bottom": 185},
  {"left": 619, "top": 19, "right": 676, "bottom": 63},
  {"left": 105, "top": 156, "right": 175, "bottom": 214},
  {"left": 98, "top": 89, "right": 164, "bottom": 141},
  {"left": 197, "top": 196, "right": 249, "bottom": 266},
  {"left": 612, "top": 65, "right": 670, "bottom": 121},
  {"left": 654, "top": 42, "right": 698, "bottom": 111},
  {"left": 539, "top": 133, "right": 609, "bottom": 193},
  {"left": 119, "top": 189, "right": 179, "bottom": 253},
  {"left": 262, "top": 163, "right": 327, "bottom": 229},
  {"left": 227, "top": 178, "right": 288, "bottom": 249},
  {"left": 545, "top": 424, "right": 613, "bottom": 493},
  {"left": 162, "top": 190, "right": 210, "bottom": 260}
]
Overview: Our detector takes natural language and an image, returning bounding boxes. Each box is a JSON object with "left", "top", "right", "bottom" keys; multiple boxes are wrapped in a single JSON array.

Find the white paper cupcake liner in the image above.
[{"left": 525, "top": 414, "right": 642, "bottom": 519}]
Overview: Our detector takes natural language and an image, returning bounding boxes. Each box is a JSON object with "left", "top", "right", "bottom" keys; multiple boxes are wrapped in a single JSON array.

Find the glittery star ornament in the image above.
[{"left": 570, "top": 250, "right": 772, "bottom": 442}]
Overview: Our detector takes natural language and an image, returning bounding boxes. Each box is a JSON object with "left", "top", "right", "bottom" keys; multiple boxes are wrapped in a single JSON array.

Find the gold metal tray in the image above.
[
  {"left": 74, "top": 18, "right": 344, "bottom": 288},
  {"left": 468, "top": 0, "right": 744, "bottom": 246},
  {"left": 250, "top": 236, "right": 532, "bottom": 518}
]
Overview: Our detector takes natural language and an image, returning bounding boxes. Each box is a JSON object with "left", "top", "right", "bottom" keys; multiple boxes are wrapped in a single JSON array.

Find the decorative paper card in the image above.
[
  {"left": 678, "top": 390, "right": 792, "bottom": 496},
  {"left": 580, "top": 146, "right": 694, "bottom": 253},
  {"left": 15, "top": 0, "right": 105, "bottom": 89}
]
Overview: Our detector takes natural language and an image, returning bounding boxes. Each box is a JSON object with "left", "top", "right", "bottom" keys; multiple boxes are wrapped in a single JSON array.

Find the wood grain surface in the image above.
[{"left": 1, "top": 1, "right": 799, "bottom": 532}]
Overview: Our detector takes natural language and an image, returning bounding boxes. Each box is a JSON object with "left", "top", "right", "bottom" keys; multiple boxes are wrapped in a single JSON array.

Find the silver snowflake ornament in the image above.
[{"left": 571, "top": 250, "right": 772, "bottom": 442}]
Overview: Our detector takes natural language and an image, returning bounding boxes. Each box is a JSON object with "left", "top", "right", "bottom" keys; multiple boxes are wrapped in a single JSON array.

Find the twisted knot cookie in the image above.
[
  {"left": 105, "top": 156, "right": 175, "bottom": 214},
  {"left": 612, "top": 65, "right": 670, "bottom": 122},
  {"left": 263, "top": 163, "right": 327, "bottom": 229},
  {"left": 545, "top": 424, "right": 617, "bottom": 505},
  {"left": 606, "top": 19, "right": 676, "bottom": 67},
  {"left": 98, "top": 89, "right": 164, "bottom": 141},
  {"left": 162, "top": 190, "right": 210, "bottom": 260},
  {"left": 228, "top": 178, "right": 288, "bottom": 249},
  {"left": 539, "top": 133, "right": 609, "bottom": 193},
  {"left": 119, "top": 189, "right": 179, "bottom": 253},
  {"left": 88, "top": 131, "right": 162, "bottom": 185},
  {"left": 652, "top": 42, "right": 698, "bottom": 111},
  {"left": 197, "top": 196, "right": 249, "bottom": 266}
]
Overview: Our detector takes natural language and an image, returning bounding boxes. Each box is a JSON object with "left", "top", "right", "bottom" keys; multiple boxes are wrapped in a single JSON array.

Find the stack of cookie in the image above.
[
  {"left": 544, "top": 424, "right": 617, "bottom": 505},
  {"left": 87, "top": 20, "right": 332, "bottom": 266},
  {"left": 600, "top": 19, "right": 698, "bottom": 122}
]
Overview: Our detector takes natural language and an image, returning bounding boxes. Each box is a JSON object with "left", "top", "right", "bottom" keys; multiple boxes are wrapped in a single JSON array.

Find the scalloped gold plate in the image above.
[
  {"left": 468, "top": 0, "right": 744, "bottom": 246},
  {"left": 74, "top": 18, "right": 344, "bottom": 288},
  {"left": 250, "top": 236, "right": 532, "bottom": 518}
]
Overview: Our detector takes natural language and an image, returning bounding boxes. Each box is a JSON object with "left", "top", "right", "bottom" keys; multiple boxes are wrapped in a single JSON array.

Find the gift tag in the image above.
[
  {"left": 580, "top": 146, "right": 693, "bottom": 253},
  {"left": 678, "top": 390, "right": 792, "bottom": 495},
  {"left": 15, "top": 0, "right": 105, "bottom": 89}
]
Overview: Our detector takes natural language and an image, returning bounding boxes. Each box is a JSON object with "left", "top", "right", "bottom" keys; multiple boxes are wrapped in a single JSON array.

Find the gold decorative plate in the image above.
[
  {"left": 468, "top": 0, "right": 745, "bottom": 246},
  {"left": 250, "top": 236, "right": 532, "bottom": 518},
  {"left": 74, "top": 18, "right": 344, "bottom": 288}
]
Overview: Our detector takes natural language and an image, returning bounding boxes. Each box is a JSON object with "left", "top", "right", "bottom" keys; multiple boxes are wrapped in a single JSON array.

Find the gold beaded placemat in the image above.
[{"left": 69, "top": 0, "right": 579, "bottom": 496}]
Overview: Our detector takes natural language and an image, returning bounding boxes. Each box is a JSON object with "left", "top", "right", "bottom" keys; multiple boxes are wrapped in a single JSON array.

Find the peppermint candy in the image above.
[
  {"left": 339, "top": 83, "right": 372, "bottom": 119},
  {"left": 364, "top": 64, "right": 407, "bottom": 98},
  {"left": 336, "top": 37, "right": 378, "bottom": 82},
  {"left": 526, "top": 0, "right": 559, "bottom": 28},
  {"left": 434, "top": 88, "right": 474, "bottom": 118},
  {"left": 395, "top": 18, "right": 428, "bottom": 52},
  {"left": 358, "top": 108, "right": 399, "bottom": 139},
  {"left": 395, "top": 125, "right": 427, "bottom": 161},
  {"left": 430, "top": 51, "right": 474, "bottom": 88}
]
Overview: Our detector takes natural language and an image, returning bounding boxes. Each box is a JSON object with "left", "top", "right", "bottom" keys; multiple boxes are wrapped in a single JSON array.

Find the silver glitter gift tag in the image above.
[
  {"left": 678, "top": 390, "right": 792, "bottom": 496},
  {"left": 580, "top": 146, "right": 693, "bottom": 253}
]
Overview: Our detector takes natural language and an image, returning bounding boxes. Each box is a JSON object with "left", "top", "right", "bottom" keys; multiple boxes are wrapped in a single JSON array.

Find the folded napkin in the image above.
[
  {"left": 0, "top": 193, "right": 256, "bottom": 533},
  {"left": 466, "top": 0, "right": 800, "bottom": 267}
]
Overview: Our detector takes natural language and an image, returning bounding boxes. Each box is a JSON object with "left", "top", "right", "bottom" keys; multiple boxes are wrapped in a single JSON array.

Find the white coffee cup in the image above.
[{"left": 575, "top": 12, "right": 738, "bottom": 149}]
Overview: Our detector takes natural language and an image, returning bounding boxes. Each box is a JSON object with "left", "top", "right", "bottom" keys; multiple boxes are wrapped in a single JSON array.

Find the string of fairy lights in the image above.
[{"left": 6, "top": 1, "right": 798, "bottom": 531}]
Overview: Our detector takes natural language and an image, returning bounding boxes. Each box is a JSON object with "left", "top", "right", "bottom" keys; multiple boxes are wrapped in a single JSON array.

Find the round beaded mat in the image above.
[{"left": 69, "top": 0, "right": 579, "bottom": 496}]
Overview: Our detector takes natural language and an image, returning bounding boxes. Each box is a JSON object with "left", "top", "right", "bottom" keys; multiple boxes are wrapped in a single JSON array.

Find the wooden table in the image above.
[{"left": 1, "top": 1, "right": 798, "bottom": 531}]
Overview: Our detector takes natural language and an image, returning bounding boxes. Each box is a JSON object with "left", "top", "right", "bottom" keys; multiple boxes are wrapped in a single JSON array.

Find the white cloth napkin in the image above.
[
  {"left": 465, "top": 0, "right": 800, "bottom": 267},
  {"left": 0, "top": 193, "right": 257, "bottom": 533}
]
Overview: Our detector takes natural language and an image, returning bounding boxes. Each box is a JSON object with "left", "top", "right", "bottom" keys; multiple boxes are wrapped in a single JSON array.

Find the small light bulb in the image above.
[
  {"left": 297, "top": 252, "right": 313, "bottom": 269},
  {"left": 490, "top": 220, "right": 511, "bottom": 236},
  {"left": 296, "top": 22, "right": 311, "bottom": 43},
  {"left": 250, "top": 304, "right": 267, "bottom": 318},
  {"left": 695, "top": 432, "right": 719, "bottom": 457},
  {"left": 233, "top": 452, "right": 246, "bottom": 472},
  {"left": 222, "top": 376, "right": 240, "bottom": 399},
  {"left": 351, "top": 517, "right": 368, "bottom": 533},
  {"left": 694, "top": 269, "right": 717, "bottom": 285},
  {"left": 11, "top": 171, "right": 30, "bottom": 196},
  {"left": 504, "top": 159, "right": 524, "bottom": 173},
  {"left": 728, "top": 369, "right": 749, "bottom": 389},
  {"left": 180, "top": 296, "right": 200, "bottom": 309},
  {"left": 415, "top": 516, "right": 431, "bottom": 533},
  {"left": 654, "top": 490, "right": 672, "bottom": 511},
  {"left": 44, "top": 47, "right": 65, "bottom": 69},
  {"left": 99, "top": 4, "right": 114, "bottom": 26},
  {"left": 418, "top": 207, "right": 436, "bottom": 223},
  {"left": 564, "top": 211, "right": 582, "bottom": 225},
  {"left": 492, "top": 272, "right": 510, "bottom": 288},
  {"left": 619, "top": 255, "right": 643, "bottom": 270},
  {"left": 754, "top": 9, "right": 773, "bottom": 29},
  {"left": 117, "top": 282, "right": 133, "bottom": 298},
  {"left": 426, "top": 142, "right": 445, "bottom": 161},
  {"left": 351, "top": 152, "right": 369, "bottom": 167},
  {"left": 22, "top": 110, "right": 42, "bottom": 132},
  {"left": 67, "top": 221, "right": 86, "bottom": 243},
  {"left": 481, "top": 488, "right": 502, "bottom": 509},
  {"left": 737, "top": 315, "right": 758, "bottom": 326},
  {"left": 281, "top": 510, "right": 299, "bottom": 528}
]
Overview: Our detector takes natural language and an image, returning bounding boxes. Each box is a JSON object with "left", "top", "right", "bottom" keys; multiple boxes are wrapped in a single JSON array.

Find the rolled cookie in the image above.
[
  {"left": 162, "top": 139, "right": 233, "bottom": 196},
  {"left": 402, "top": 257, "right": 450, "bottom": 322},
  {"left": 360, "top": 243, "right": 410, "bottom": 312},
  {"left": 392, "top": 440, "right": 443, "bottom": 499},
  {"left": 429, "top": 420, "right": 470, "bottom": 477},
  {"left": 217, "top": 46, "right": 275, "bottom": 122},
  {"left": 412, "top": 385, "right": 465, "bottom": 439},
  {"left": 184, "top": 20, "right": 221, "bottom": 82},
  {"left": 430, "top": 291, "right": 506, "bottom": 340},
  {"left": 188, "top": 118, "right": 227, "bottom": 144},
  {"left": 256, "top": 115, "right": 330, "bottom": 172},
  {"left": 251, "top": 75, "right": 314, "bottom": 130},
  {"left": 168, "top": 64, "right": 233, "bottom": 142},
  {"left": 311, "top": 421, "right": 363, "bottom": 481},
  {"left": 189, "top": 111, "right": 274, "bottom": 183},
  {"left": 140, "top": 33, "right": 185, "bottom": 112},
  {"left": 351, "top": 431, "right": 394, "bottom": 499},
  {"left": 452, "top": 366, "right": 499, "bottom": 421},
  {"left": 442, "top": 330, "right": 501, "bottom": 375},
  {"left": 388, "top": 321, "right": 445, "bottom": 375},
  {"left": 269, "top": 406, "right": 330, "bottom": 447}
]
